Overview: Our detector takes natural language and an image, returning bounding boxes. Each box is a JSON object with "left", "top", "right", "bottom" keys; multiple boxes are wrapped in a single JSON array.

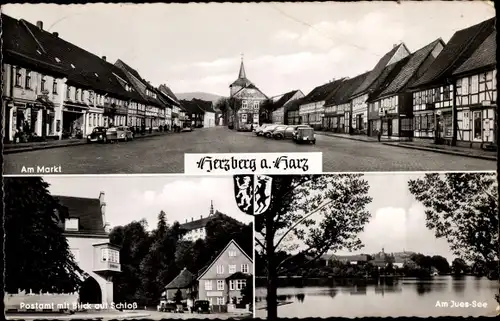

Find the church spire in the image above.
[
  {"left": 238, "top": 53, "right": 246, "bottom": 79},
  {"left": 209, "top": 200, "right": 214, "bottom": 216}
]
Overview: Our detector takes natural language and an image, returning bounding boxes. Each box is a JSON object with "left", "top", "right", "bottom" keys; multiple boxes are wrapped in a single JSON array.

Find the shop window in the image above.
[
  {"left": 401, "top": 118, "right": 412, "bottom": 131},
  {"left": 443, "top": 113, "right": 452, "bottom": 137}
]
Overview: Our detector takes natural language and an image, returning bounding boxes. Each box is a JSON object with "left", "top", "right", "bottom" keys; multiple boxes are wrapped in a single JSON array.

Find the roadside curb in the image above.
[
  {"left": 316, "top": 132, "right": 380, "bottom": 143},
  {"left": 382, "top": 142, "right": 497, "bottom": 161},
  {"left": 4, "top": 133, "right": 174, "bottom": 155}
]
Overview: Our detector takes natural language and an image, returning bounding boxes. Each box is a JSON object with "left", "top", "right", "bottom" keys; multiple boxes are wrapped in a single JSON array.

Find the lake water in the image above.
[{"left": 255, "top": 276, "right": 499, "bottom": 318}]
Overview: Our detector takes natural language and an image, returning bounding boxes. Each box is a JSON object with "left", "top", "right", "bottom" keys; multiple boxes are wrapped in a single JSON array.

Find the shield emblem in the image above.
[
  {"left": 253, "top": 175, "right": 273, "bottom": 215},
  {"left": 233, "top": 175, "right": 255, "bottom": 215}
]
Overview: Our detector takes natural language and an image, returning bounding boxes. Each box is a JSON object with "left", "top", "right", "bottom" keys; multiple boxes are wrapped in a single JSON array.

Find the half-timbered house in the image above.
[
  {"left": 409, "top": 17, "right": 495, "bottom": 144},
  {"left": 452, "top": 29, "right": 496, "bottom": 149}
]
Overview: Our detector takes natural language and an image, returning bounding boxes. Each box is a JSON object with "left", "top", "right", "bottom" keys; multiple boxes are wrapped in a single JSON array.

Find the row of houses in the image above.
[
  {"left": 321, "top": 249, "right": 416, "bottom": 269},
  {"left": 267, "top": 17, "right": 496, "bottom": 149},
  {"left": 2, "top": 14, "right": 217, "bottom": 143}
]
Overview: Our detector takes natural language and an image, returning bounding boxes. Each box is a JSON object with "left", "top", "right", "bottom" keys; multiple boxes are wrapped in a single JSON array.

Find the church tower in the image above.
[{"left": 229, "top": 54, "right": 253, "bottom": 97}]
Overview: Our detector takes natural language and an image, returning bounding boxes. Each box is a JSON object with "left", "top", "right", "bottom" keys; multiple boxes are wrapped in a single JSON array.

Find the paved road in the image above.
[{"left": 3, "top": 127, "right": 496, "bottom": 174}]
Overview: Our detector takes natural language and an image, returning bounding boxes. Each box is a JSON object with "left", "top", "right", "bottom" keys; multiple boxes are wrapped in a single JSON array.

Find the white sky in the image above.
[
  {"left": 43, "top": 175, "right": 254, "bottom": 230},
  {"left": 3, "top": 2, "right": 495, "bottom": 97},
  {"left": 42, "top": 173, "right": 462, "bottom": 262}
]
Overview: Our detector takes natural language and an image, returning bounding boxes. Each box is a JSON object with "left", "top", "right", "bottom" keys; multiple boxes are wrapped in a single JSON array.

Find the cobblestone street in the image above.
[{"left": 4, "top": 127, "right": 496, "bottom": 174}]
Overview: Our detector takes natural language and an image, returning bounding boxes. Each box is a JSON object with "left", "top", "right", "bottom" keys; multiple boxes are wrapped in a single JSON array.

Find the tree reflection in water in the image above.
[
  {"left": 416, "top": 281, "right": 433, "bottom": 295},
  {"left": 452, "top": 275, "right": 466, "bottom": 293},
  {"left": 295, "top": 293, "right": 305, "bottom": 302}
]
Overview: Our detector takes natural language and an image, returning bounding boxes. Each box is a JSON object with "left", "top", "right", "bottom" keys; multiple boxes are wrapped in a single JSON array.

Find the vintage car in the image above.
[
  {"left": 86, "top": 126, "right": 112, "bottom": 143},
  {"left": 108, "top": 126, "right": 134, "bottom": 142},
  {"left": 271, "top": 125, "right": 290, "bottom": 139},
  {"left": 293, "top": 126, "right": 316, "bottom": 144},
  {"left": 261, "top": 124, "right": 279, "bottom": 138},
  {"left": 181, "top": 126, "right": 193, "bottom": 132},
  {"left": 191, "top": 300, "right": 211, "bottom": 313},
  {"left": 254, "top": 123, "right": 271, "bottom": 136}
]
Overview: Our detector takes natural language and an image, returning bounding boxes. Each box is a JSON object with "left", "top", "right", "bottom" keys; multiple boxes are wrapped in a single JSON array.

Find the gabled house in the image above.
[
  {"left": 286, "top": 97, "right": 305, "bottom": 125},
  {"left": 54, "top": 192, "right": 121, "bottom": 306},
  {"left": 115, "top": 59, "right": 170, "bottom": 131},
  {"left": 192, "top": 98, "right": 217, "bottom": 128},
  {"left": 323, "top": 72, "right": 369, "bottom": 133},
  {"left": 452, "top": 29, "right": 496, "bottom": 149},
  {"left": 409, "top": 17, "right": 496, "bottom": 145},
  {"left": 2, "top": 14, "right": 146, "bottom": 141},
  {"left": 179, "top": 201, "right": 218, "bottom": 241},
  {"left": 180, "top": 99, "right": 206, "bottom": 128},
  {"left": 164, "top": 268, "right": 196, "bottom": 302},
  {"left": 367, "top": 39, "right": 446, "bottom": 139},
  {"left": 270, "top": 90, "right": 305, "bottom": 124},
  {"left": 349, "top": 43, "right": 411, "bottom": 134},
  {"left": 158, "top": 84, "right": 182, "bottom": 128},
  {"left": 299, "top": 79, "right": 346, "bottom": 130},
  {"left": 197, "top": 240, "right": 253, "bottom": 311},
  {"left": 228, "top": 58, "right": 268, "bottom": 130},
  {"left": 328, "top": 254, "right": 370, "bottom": 266}
]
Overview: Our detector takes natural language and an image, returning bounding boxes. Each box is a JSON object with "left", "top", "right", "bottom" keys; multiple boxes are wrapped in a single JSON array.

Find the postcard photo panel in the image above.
[
  {"left": 253, "top": 172, "right": 499, "bottom": 318},
  {"left": 4, "top": 175, "right": 255, "bottom": 319}
]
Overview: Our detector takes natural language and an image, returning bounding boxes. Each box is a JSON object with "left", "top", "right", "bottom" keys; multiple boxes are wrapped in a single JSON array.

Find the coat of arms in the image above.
[{"left": 233, "top": 175, "right": 273, "bottom": 216}]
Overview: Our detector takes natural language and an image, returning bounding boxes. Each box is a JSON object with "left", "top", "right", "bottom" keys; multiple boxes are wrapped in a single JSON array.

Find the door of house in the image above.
[
  {"left": 387, "top": 119, "right": 393, "bottom": 136},
  {"left": 472, "top": 111, "right": 482, "bottom": 142}
]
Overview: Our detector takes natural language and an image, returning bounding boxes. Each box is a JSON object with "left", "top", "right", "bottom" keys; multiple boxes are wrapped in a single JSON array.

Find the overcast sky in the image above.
[
  {"left": 43, "top": 175, "right": 253, "bottom": 230},
  {"left": 3, "top": 2, "right": 494, "bottom": 97}
]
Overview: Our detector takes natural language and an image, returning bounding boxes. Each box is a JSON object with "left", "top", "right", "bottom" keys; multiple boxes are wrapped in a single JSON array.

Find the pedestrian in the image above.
[{"left": 377, "top": 129, "right": 381, "bottom": 142}]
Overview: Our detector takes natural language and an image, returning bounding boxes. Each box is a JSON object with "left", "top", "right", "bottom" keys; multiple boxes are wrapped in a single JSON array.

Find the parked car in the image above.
[
  {"left": 254, "top": 124, "right": 272, "bottom": 136},
  {"left": 293, "top": 126, "right": 316, "bottom": 144},
  {"left": 86, "top": 126, "right": 112, "bottom": 143},
  {"left": 191, "top": 300, "right": 211, "bottom": 313},
  {"left": 262, "top": 124, "right": 279, "bottom": 138},
  {"left": 109, "top": 126, "right": 134, "bottom": 142},
  {"left": 271, "top": 125, "right": 290, "bottom": 139},
  {"left": 181, "top": 126, "right": 193, "bottom": 132}
]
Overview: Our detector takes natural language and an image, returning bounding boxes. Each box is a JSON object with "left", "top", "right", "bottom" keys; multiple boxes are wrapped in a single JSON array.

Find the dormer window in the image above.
[
  {"left": 36, "top": 50, "right": 42, "bottom": 55},
  {"left": 55, "top": 57, "right": 61, "bottom": 63},
  {"left": 71, "top": 64, "right": 75, "bottom": 69},
  {"left": 94, "top": 73, "right": 99, "bottom": 78},
  {"left": 65, "top": 218, "right": 79, "bottom": 231}
]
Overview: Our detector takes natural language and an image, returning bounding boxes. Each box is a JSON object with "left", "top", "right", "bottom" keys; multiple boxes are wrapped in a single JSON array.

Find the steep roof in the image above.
[
  {"left": 270, "top": 90, "right": 300, "bottom": 111},
  {"left": 165, "top": 268, "right": 195, "bottom": 289},
  {"left": 352, "top": 43, "right": 409, "bottom": 96},
  {"left": 2, "top": 14, "right": 67, "bottom": 78},
  {"left": 55, "top": 195, "right": 107, "bottom": 236},
  {"left": 286, "top": 97, "right": 306, "bottom": 112},
  {"left": 179, "top": 210, "right": 227, "bottom": 230},
  {"left": 453, "top": 30, "right": 496, "bottom": 76},
  {"left": 367, "top": 55, "right": 412, "bottom": 102},
  {"left": 6, "top": 15, "right": 145, "bottom": 102},
  {"left": 197, "top": 239, "right": 253, "bottom": 280},
  {"left": 325, "top": 72, "right": 370, "bottom": 106},
  {"left": 158, "top": 84, "right": 181, "bottom": 106},
  {"left": 377, "top": 39, "right": 445, "bottom": 98},
  {"left": 115, "top": 59, "right": 166, "bottom": 108},
  {"left": 411, "top": 17, "right": 496, "bottom": 88},
  {"left": 303, "top": 79, "right": 345, "bottom": 104},
  {"left": 192, "top": 99, "right": 216, "bottom": 113},
  {"left": 180, "top": 99, "right": 204, "bottom": 115},
  {"left": 232, "top": 83, "right": 268, "bottom": 99}
]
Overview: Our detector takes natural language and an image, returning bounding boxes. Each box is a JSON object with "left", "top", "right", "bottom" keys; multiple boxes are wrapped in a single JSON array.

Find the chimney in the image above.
[
  {"left": 191, "top": 217, "right": 194, "bottom": 222},
  {"left": 200, "top": 215, "right": 202, "bottom": 219},
  {"left": 393, "top": 43, "right": 398, "bottom": 48},
  {"left": 102, "top": 56, "right": 106, "bottom": 61},
  {"left": 36, "top": 21, "right": 43, "bottom": 30},
  {"left": 185, "top": 219, "right": 188, "bottom": 223},
  {"left": 52, "top": 32, "right": 59, "bottom": 37}
]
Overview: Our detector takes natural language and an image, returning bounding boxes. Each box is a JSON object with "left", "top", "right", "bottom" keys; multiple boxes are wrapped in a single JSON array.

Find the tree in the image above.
[
  {"left": 174, "top": 288, "right": 183, "bottom": 304},
  {"left": 255, "top": 174, "right": 372, "bottom": 319},
  {"left": 214, "top": 97, "right": 230, "bottom": 124},
  {"left": 4, "top": 177, "right": 83, "bottom": 293},
  {"left": 451, "top": 258, "right": 469, "bottom": 275},
  {"left": 110, "top": 219, "right": 151, "bottom": 304},
  {"left": 430, "top": 255, "right": 450, "bottom": 274},
  {"left": 408, "top": 173, "right": 498, "bottom": 265}
]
